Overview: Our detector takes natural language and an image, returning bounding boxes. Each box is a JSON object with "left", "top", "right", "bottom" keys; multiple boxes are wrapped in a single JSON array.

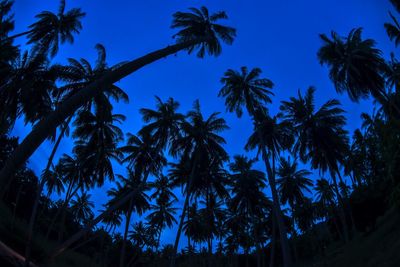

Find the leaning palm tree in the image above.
[
  {"left": 169, "top": 100, "right": 229, "bottom": 267},
  {"left": 385, "top": 12, "right": 400, "bottom": 47},
  {"left": 318, "top": 28, "right": 399, "bottom": 114},
  {"left": 245, "top": 109, "right": 294, "bottom": 267},
  {"left": 5, "top": 0, "right": 85, "bottom": 57},
  {"left": 0, "top": 6, "right": 236, "bottom": 193},
  {"left": 280, "top": 87, "right": 351, "bottom": 241}
]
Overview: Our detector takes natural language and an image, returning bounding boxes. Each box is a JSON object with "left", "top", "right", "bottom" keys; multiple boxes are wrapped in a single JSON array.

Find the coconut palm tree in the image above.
[
  {"left": 147, "top": 199, "right": 178, "bottom": 249},
  {"left": 280, "top": 86, "right": 350, "bottom": 241},
  {"left": 277, "top": 157, "right": 313, "bottom": 210},
  {"left": 58, "top": 44, "right": 129, "bottom": 113},
  {"left": 121, "top": 131, "right": 166, "bottom": 180},
  {"left": 218, "top": 65, "right": 293, "bottom": 267},
  {"left": 73, "top": 107, "right": 125, "bottom": 186},
  {"left": 106, "top": 169, "right": 150, "bottom": 267},
  {"left": 139, "top": 96, "right": 184, "bottom": 150},
  {"left": 0, "top": 49, "right": 59, "bottom": 132},
  {"left": 276, "top": 156, "right": 313, "bottom": 262},
  {"left": 228, "top": 155, "right": 270, "bottom": 267},
  {"left": 5, "top": 0, "right": 85, "bottom": 57},
  {"left": 0, "top": 6, "right": 236, "bottom": 191},
  {"left": 219, "top": 66, "right": 273, "bottom": 117},
  {"left": 70, "top": 192, "right": 94, "bottom": 225},
  {"left": 245, "top": 109, "right": 294, "bottom": 267},
  {"left": 318, "top": 28, "right": 399, "bottom": 114},
  {"left": 169, "top": 100, "right": 229, "bottom": 267}
]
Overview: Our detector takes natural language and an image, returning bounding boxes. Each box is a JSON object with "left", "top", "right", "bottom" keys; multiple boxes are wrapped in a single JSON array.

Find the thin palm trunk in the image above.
[
  {"left": 170, "top": 154, "right": 200, "bottom": 267},
  {"left": 0, "top": 38, "right": 207, "bottom": 193},
  {"left": 2, "top": 29, "right": 33, "bottom": 42},
  {"left": 262, "top": 148, "right": 292, "bottom": 267},
  {"left": 24, "top": 116, "right": 72, "bottom": 267},
  {"left": 330, "top": 172, "right": 349, "bottom": 242},
  {"left": 269, "top": 210, "right": 276, "bottom": 267},
  {"left": 120, "top": 200, "right": 134, "bottom": 267},
  {"left": 290, "top": 206, "right": 298, "bottom": 263}
]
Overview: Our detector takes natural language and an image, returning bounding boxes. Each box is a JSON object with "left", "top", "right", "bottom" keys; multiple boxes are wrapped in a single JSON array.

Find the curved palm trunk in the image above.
[
  {"left": 262, "top": 148, "right": 292, "bottom": 267},
  {"left": 0, "top": 38, "right": 207, "bottom": 192},
  {"left": 24, "top": 117, "right": 72, "bottom": 267},
  {"left": 170, "top": 154, "right": 199, "bottom": 267}
]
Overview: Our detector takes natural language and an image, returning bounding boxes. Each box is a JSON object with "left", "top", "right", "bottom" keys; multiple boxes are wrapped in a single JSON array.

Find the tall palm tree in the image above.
[
  {"left": 147, "top": 199, "right": 178, "bottom": 249},
  {"left": 385, "top": 0, "right": 400, "bottom": 47},
  {"left": 0, "top": 49, "right": 59, "bottom": 132},
  {"left": 280, "top": 87, "right": 350, "bottom": 241},
  {"left": 277, "top": 156, "right": 313, "bottom": 210},
  {"left": 139, "top": 96, "right": 184, "bottom": 150},
  {"left": 73, "top": 107, "right": 125, "bottom": 186},
  {"left": 5, "top": 0, "right": 85, "bottom": 57},
  {"left": 70, "top": 192, "right": 94, "bottom": 225},
  {"left": 58, "top": 43, "right": 129, "bottom": 113},
  {"left": 219, "top": 66, "right": 273, "bottom": 117},
  {"left": 317, "top": 28, "right": 399, "bottom": 114},
  {"left": 245, "top": 109, "right": 294, "bottom": 267},
  {"left": 107, "top": 170, "right": 150, "bottom": 267},
  {"left": 170, "top": 100, "right": 228, "bottom": 267},
  {"left": 228, "top": 155, "right": 270, "bottom": 266},
  {"left": 120, "top": 131, "right": 166, "bottom": 180},
  {"left": 276, "top": 156, "right": 313, "bottom": 261},
  {"left": 0, "top": 6, "right": 236, "bottom": 191},
  {"left": 218, "top": 66, "right": 293, "bottom": 267}
]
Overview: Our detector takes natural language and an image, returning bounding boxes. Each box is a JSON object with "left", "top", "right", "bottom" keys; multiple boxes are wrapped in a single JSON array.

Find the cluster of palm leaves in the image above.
[{"left": 1, "top": 1, "right": 400, "bottom": 267}]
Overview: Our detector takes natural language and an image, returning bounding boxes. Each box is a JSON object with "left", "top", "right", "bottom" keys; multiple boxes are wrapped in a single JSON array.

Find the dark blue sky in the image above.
[{"left": 11, "top": 0, "right": 396, "bottom": 248}]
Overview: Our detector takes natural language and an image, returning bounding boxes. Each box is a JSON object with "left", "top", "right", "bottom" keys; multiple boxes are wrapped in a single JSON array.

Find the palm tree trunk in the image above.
[
  {"left": 24, "top": 117, "right": 72, "bottom": 267},
  {"left": 170, "top": 154, "right": 200, "bottom": 267},
  {"left": 45, "top": 181, "right": 74, "bottom": 239},
  {"left": 2, "top": 29, "right": 34, "bottom": 42},
  {"left": 336, "top": 171, "right": 356, "bottom": 232},
  {"left": 269, "top": 211, "right": 276, "bottom": 267},
  {"left": 330, "top": 172, "right": 349, "bottom": 242},
  {"left": 291, "top": 206, "right": 298, "bottom": 263},
  {"left": 120, "top": 203, "right": 133, "bottom": 267},
  {"left": 262, "top": 148, "right": 292, "bottom": 267},
  {"left": 46, "top": 173, "right": 150, "bottom": 261},
  {"left": 0, "top": 38, "right": 208, "bottom": 193}
]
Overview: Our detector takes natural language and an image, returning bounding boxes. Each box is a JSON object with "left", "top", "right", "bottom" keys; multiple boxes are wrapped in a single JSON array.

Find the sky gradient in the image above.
[{"left": 10, "top": 0, "right": 396, "bottom": 249}]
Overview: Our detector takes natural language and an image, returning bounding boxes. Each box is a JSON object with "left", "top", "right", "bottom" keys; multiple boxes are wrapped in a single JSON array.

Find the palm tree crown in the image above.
[
  {"left": 219, "top": 66, "right": 274, "bottom": 117},
  {"left": 318, "top": 28, "right": 386, "bottom": 102},
  {"left": 171, "top": 6, "right": 236, "bottom": 58}
]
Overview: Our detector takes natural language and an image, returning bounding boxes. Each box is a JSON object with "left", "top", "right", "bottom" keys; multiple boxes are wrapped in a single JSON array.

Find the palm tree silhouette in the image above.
[
  {"left": 70, "top": 192, "right": 94, "bottom": 225},
  {"left": 276, "top": 156, "right": 313, "bottom": 261},
  {"left": 169, "top": 100, "right": 228, "bottom": 267},
  {"left": 280, "top": 87, "right": 350, "bottom": 241},
  {"left": 106, "top": 169, "right": 150, "bottom": 267},
  {"left": 218, "top": 66, "right": 293, "bottom": 267},
  {"left": 318, "top": 28, "right": 400, "bottom": 114},
  {"left": 5, "top": 0, "right": 85, "bottom": 57},
  {"left": 0, "top": 6, "right": 236, "bottom": 189},
  {"left": 245, "top": 109, "right": 294, "bottom": 267},
  {"left": 139, "top": 96, "right": 184, "bottom": 150}
]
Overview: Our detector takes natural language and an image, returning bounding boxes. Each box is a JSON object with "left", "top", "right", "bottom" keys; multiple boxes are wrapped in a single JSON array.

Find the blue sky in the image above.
[{"left": 10, "top": 0, "right": 397, "bottom": 249}]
